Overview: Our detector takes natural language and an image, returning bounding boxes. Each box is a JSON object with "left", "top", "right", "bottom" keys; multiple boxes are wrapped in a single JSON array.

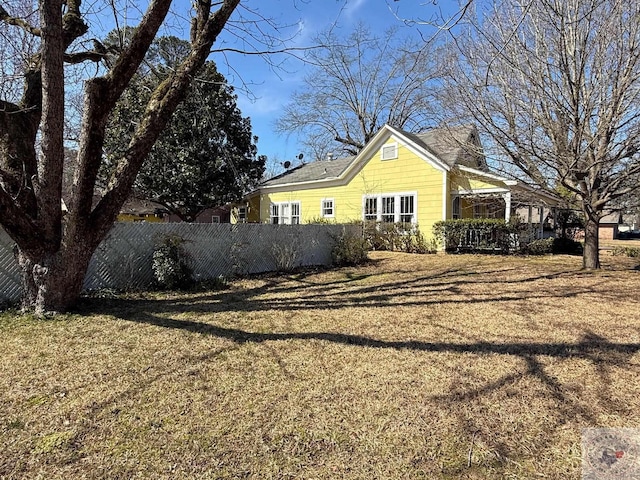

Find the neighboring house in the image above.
[
  {"left": 598, "top": 212, "right": 622, "bottom": 240},
  {"left": 117, "top": 197, "right": 167, "bottom": 223},
  {"left": 164, "top": 205, "right": 232, "bottom": 223},
  {"left": 241, "top": 124, "right": 561, "bottom": 240}
]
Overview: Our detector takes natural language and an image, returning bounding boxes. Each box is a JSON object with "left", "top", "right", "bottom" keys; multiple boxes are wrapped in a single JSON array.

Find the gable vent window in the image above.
[{"left": 381, "top": 143, "right": 398, "bottom": 160}]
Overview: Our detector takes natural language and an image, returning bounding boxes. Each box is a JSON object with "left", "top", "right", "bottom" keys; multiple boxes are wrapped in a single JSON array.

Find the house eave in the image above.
[
  {"left": 456, "top": 164, "right": 510, "bottom": 182},
  {"left": 251, "top": 176, "right": 345, "bottom": 195}
]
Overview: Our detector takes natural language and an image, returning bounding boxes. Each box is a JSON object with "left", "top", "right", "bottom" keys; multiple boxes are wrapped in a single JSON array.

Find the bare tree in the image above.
[
  {"left": 276, "top": 24, "right": 442, "bottom": 159},
  {"left": 0, "top": 0, "right": 298, "bottom": 314},
  {"left": 441, "top": 0, "right": 640, "bottom": 269}
]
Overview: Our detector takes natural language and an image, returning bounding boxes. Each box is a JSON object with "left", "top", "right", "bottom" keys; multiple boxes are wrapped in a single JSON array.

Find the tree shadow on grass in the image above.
[
  {"left": 93, "top": 291, "right": 640, "bottom": 470},
  {"left": 79, "top": 267, "right": 622, "bottom": 317}
]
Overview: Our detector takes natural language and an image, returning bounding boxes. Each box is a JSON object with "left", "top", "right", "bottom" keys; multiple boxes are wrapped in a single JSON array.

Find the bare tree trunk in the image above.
[
  {"left": 583, "top": 214, "right": 601, "bottom": 270},
  {"left": 16, "top": 239, "right": 95, "bottom": 314},
  {"left": 1, "top": 0, "right": 244, "bottom": 314}
]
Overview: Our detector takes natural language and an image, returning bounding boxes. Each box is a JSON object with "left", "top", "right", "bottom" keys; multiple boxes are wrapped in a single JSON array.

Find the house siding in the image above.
[
  {"left": 449, "top": 170, "right": 511, "bottom": 219},
  {"left": 450, "top": 171, "right": 507, "bottom": 193},
  {"left": 255, "top": 137, "right": 445, "bottom": 235}
]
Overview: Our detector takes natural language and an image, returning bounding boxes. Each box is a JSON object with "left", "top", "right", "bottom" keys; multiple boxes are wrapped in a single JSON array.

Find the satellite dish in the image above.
[{"left": 283, "top": 160, "right": 291, "bottom": 169}]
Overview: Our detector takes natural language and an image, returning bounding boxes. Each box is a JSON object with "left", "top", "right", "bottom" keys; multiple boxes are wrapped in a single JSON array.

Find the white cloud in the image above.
[
  {"left": 343, "top": 0, "right": 368, "bottom": 20},
  {"left": 237, "top": 89, "right": 285, "bottom": 117}
]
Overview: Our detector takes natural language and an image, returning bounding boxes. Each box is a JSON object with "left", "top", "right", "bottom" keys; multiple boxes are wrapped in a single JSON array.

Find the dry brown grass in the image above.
[{"left": 1, "top": 251, "right": 640, "bottom": 479}]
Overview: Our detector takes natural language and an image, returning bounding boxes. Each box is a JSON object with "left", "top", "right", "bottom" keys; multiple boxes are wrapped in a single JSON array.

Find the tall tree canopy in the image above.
[
  {"left": 0, "top": 0, "right": 274, "bottom": 314},
  {"left": 103, "top": 36, "right": 265, "bottom": 222},
  {"left": 441, "top": 0, "right": 640, "bottom": 269},
  {"left": 276, "top": 24, "right": 441, "bottom": 160}
]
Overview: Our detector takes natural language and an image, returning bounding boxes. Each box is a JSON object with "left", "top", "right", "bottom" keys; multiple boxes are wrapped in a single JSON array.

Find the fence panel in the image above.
[
  {"left": 0, "top": 231, "right": 21, "bottom": 304},
  {"left": 1, "top": 223, "right": 357, "bottom": 303}
]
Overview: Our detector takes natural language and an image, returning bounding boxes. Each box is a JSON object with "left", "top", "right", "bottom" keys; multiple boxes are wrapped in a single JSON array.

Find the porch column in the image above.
[
  {"left": 503, "top": 192, "right": 511, "bottom": 222},
  {"left": 539, "top": 206, "right": 544, "bottom": 239}
]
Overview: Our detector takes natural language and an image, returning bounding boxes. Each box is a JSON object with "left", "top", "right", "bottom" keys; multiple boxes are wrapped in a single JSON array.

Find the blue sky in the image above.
[{"left": 211, "top": 0, "right": 456, "bottom": 174}]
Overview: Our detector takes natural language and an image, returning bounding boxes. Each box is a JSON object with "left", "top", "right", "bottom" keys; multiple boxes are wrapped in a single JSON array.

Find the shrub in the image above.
[
  {"left": 521, "top": 237, "right": 554, "bottom": 255},
  {"left": 611, "top": 246, "right": 640, "bottom": 258},
  {"left": 152, "top": 235, "right": 194, "bottom": 290},
  {"left": 433, "top": 218, "right": 518, "bottom": 253},
  {"left": 551, "top": 237, "right": 583, "bottom": 255},
  {"left": 364, "top": 221, "right": 401, "bottom": 251},
  {"left": 332, "top": 231, "right": 369, "bottom": 266},
  {"left": 520, "top": 237, "right": 583, "bottom": 256},
  {"left": 363, "top": 221, "right": 437, "bottom": 254},
  {"left": 556, "top": 209, "right": 584, "bottom": 240},
  {"left": 271, "top": 243, "right": 301, "bottom": 272},
  {"left": 399, "top": 226, "right": 438, "bottom": 254}
]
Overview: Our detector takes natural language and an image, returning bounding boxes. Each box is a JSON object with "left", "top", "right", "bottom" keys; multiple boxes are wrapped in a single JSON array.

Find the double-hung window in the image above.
[
  {"left": 452, "top": 197, "right": 461, "bottom": 220},
  {"left": 237, "top": 207, "right": 247, "bottom": 223},
  {"left": 364, "top": 197, "right": 378, "bottom": 222},
  {"left": 271, "top": 202, "right": 301, "bottom": 224},
  {"left": 399, "top": 195, "right": 414, "bottom": 227},
  {"left": 362, "top": 192, "right": 417, "bottom": 226},
  {"left": 321, "top": 199, "right": 334, "bottom": 218},
  {"left": 381, "top": 196, "right": 395, "bottom": 223}
]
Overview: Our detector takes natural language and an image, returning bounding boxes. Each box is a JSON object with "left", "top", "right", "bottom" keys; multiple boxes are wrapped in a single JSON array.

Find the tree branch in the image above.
[
  {"left": 89, "top": 0, "right": 241, "bottom": 243},
  {"left": 0, "top": 4, "right": 41, "bottom": 36},
  {"left": 64, "top": 50, "right": 106, "bottom": 64}
]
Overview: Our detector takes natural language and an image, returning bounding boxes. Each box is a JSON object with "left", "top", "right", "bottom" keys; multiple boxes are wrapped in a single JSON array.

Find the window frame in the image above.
[
  {"left": 362, "top": 192, "right": 417, "bottom": 226},
  {"left": 452, "top": 196, "right": 461, "bottom": 220},
  {"left": 237, "top": 206, "right": 247, "bottom": 223},
  {"left": 270, "top": 201, "right": 301, "bottom": 225},
  {"left": 321, "top": 198, "right": 335, "bottom": 218},
  {"left": 380, "top": 142, "right": 398, "bottom": 161},
  {"left": 473, "top": 203, "right": 483, "bottom": 219}
]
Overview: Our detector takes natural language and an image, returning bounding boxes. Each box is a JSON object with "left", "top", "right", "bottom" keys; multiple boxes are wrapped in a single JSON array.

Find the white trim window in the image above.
[
  {"left": 271, "top": 201, "right": 301, "bottom": 224},
  {"left": 473, "top": 204, "right": 483, "bottom": 219},
  {"left": 452, "top": 196, "right": 461, "bottom": 219},
  {"left": 321, "top": 198, "right": 335, "bottom": 218},
  {"left": 364, "top": 197, "right": 378, "bottom": 221},
  {"left": 237, "top": 207, "right": 247, "bottom": 223},
  {"left": 362, "top": 192, "right": 417, "bottom": 226},
  {"left": 211, "top": 215, "right": 220, "bottom": 223},
  {"left": 381, "top": 142, "right": 398, "bottom": 160},
  {"left": 399, "top": 195, "right": 414, "bottom": 225}
]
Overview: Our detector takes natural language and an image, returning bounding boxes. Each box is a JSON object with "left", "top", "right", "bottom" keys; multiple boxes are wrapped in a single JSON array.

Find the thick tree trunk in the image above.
[
  {"left": 17, "top": 240, "right": 94, "bottom": 315},
  {"left": 582, "top": 214, "right": 601, "bottom": 270},
  {"left": 1, "top": 0, "right": 242, "bottom": 315}
]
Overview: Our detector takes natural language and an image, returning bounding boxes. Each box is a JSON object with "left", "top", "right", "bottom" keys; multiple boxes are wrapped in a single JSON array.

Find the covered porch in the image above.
[{"left": 450, "top": 166, "right": 564, "bottom": 241}]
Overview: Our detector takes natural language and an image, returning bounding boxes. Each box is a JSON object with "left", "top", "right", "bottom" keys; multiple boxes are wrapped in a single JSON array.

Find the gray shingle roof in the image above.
[
  {"left": 405, "top": 125, "right": 484, "bottom": 170},
  {"left": 259, "top": 124, "right": 482, "bottom": 188},
  {"left": 261, "top": 155, "right": 355, "bottom": 187}
]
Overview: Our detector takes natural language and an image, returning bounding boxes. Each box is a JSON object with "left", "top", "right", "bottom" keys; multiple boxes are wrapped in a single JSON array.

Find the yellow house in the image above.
[{"left": 242, "top": 125, "right": 560, "bottom": 239}]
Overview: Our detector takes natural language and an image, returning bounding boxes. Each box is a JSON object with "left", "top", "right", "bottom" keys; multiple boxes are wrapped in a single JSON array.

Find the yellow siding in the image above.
[
  {"left": 256, "top": 136, "right": 446, "bottom": 237},
  {"left": 246, "top": 195, "right": 261, "bottom": 223},
  {"left": 450, "top": 171, "right": 505, "bottom": 192},
  {"left": 449, "top": 171, "right": 508, "bottom": 219}
]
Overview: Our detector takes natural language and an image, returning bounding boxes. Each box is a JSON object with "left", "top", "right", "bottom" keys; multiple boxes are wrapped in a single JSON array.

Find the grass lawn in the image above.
[{"left": 1, "top": 251, "right": 640, "bottom": 479}]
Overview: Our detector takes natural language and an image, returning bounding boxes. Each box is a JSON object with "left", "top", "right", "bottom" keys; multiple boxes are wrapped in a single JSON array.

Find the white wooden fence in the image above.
[{"left": 0, "top": 223, "right": 359, "bottom": 304}]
